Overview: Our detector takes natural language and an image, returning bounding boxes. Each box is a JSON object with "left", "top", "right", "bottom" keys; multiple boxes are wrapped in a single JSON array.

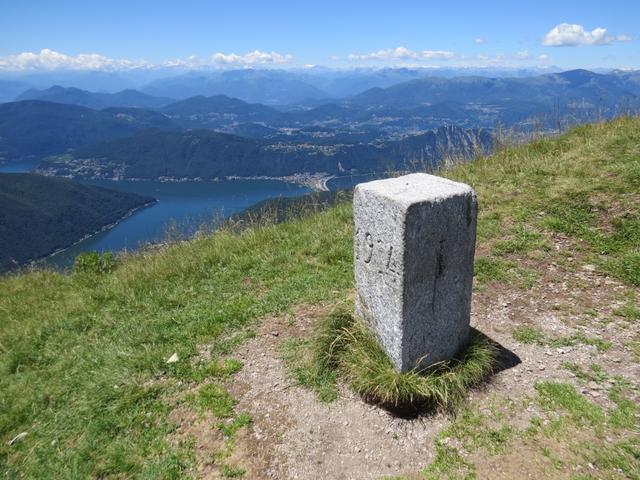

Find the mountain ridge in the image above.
[{"left": 15, "top": 85, "right": 174, "bottom": 109}]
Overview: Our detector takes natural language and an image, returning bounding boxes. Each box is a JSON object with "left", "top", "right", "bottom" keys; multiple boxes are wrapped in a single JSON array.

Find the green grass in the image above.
[
  {"left": 218, "top": 413, "right": 253, "bottom": 439},
  {"left": 533, "top": 379, "right": 638, "bottom": 434},
  {"left": 531, "top": 381, "right": 640, "bottom": 478},
  {"left": 2, "top": 117, "right": 640, "bottom": 476},
  {"left": 631, "top": 335, "right": 640, "bottom": 363},
  {"left": 562, "top": 362, "right": 608, "bottom": 384},
  {"left": 512, "top": 326, "right": 612, "bottom": 352},
  {"left": 220, "top": 464, "right": 246, "bottom": 478},
  {"left": 422, "top": 378, "right": 640, "bottom": 479},
  {"left": 473, "top": 257, "right": 538, "bottom": 288},
  {"left": 614, "top": 301, "right": 640, "bottom": 321},
  {"left": 214, "top": 412, "right": 253, "bottom": 465},
  {"left": 535, "top": 382, "right": 605, "bottom": 426},
  {"left": 512, "top": 325, "right": 546, "bottom": 344},
  {"left": 542, "top": 198, "right": 640, "bottom": 286},
  {"left": 579, "top": 439, "right": 640, "bottom": 480},
  {"left": 280, "top": 337, "right": 340, "bottom": 402},
  {"left": 446, "top": 408, "right": 515, "bottom": 455},
  {"left": 197, "top": 383, "right": 236, "bottom": 418},
  {"left": 0, "top": 204, "right": 353, "bottom": 478},
  {"left": 422, "top": 441, "right": 475, "bottom": 480},
  {"left": 446, "top": 117, "right": 640, "bottom": 287},
  {"left": 422, "top": 401, "right": 517, "bottom": 479},
  {"left": 287, "top": 309, "right": 498, "bottom": 411},
  {"left": 490, "top": 225, "right": 549, "bottom": 257}
]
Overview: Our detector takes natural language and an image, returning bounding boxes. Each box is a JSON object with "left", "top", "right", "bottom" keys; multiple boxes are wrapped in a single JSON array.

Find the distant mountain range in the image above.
[
  {"left": 143, "top": 69, "right": 328, "bottom": 105},
  {"left": 141, "top": 69, "right": 640, "bottom": 132},
  {"left": 16, "top": 86, "right": 174, "bottom": 109},
  {"left": 1, "top": 69, "right": 638, "bottom": 180},
  {"left": 0, "top": 66, "right": 567, "bottom": 106},
  {"left": 0, "top": 173, "right": 154, "bottom": 270},
  {"left": 348, "top": 70, "right": 640, "bottom": 110}
]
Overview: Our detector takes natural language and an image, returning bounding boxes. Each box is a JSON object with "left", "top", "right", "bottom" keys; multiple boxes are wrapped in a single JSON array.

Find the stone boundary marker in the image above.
[{"left": 354, "top": 173, "right": 477, "bottom": 372}]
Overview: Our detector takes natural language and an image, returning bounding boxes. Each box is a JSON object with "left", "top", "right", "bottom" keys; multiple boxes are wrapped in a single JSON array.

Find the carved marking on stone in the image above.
[
  {"left": 386, "top": 246, "right": 396, "bottom": 273},
  {"left": 363, "top": 232, "right": 374, "bottom": 263}
]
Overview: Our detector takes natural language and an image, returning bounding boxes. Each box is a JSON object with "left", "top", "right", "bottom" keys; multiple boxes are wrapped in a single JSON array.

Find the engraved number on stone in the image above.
[
  {"left": 363, "top": 232, "right": 374, "bottom": 263},
  {"left": 386, "top": 246, "right": 396, "bottom": 273}
]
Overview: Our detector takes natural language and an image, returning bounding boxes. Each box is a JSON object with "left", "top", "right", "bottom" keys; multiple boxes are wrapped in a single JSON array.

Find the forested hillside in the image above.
[{"left": 0, "top": 173, "right": 154, "bottom": 269}]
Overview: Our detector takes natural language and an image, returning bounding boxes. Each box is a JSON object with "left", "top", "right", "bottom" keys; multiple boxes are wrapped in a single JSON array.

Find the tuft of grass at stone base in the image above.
[{"left": 287, "top": 309, "right": 498, "bottom": 411}]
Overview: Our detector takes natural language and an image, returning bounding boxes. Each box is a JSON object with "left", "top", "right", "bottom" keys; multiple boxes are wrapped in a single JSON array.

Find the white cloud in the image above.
[
  {"left": 0, "top": 49, "right": 151, "bottom": 71},
  {"left": 210, "top": 50, "right": 293, "bottom": 65},
  {"left": 515, "top": 50, "right": 531, "bottom": 59},
  {"left": 542, "top": 23, "right": 632, "bottom": 47},
  {"left": 345, "top": 46, "right": 455, "bottom": 62},
  {"left": 474, "top": 37, "right": 486, "bottom": 44},
  {"left": 0, "top": 48, "right": 294, "bottom": 71}
]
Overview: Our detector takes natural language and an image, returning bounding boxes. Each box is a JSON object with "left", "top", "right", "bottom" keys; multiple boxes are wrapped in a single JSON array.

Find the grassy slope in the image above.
[{"left": 1, "top": 117, "right": 639, "bottom": 478}]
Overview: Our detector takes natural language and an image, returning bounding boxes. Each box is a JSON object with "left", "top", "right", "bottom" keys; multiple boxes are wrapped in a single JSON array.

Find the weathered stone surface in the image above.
[{"left": 354, "top": 173, "right": 477, "bottom": 372}]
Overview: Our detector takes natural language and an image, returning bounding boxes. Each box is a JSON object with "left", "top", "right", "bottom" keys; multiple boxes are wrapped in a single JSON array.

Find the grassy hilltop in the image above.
[{"left": 1, "top": 117, "right": 639, "bottom": 478}]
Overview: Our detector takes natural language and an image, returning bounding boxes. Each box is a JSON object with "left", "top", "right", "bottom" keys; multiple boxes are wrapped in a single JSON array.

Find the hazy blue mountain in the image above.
[
  {"left": 141, "top": 67, "right": 567, "bottom": 105},
  {"left": 348, "top": 69, "right": 638, "bottom": 111},
  {"left": 160, "top": 94, "right": 282, "bottom": 126},
  {"left": 0, "top": 70, "right": 139, "bottom": 93},
  {"left": 229, "top": 122, "right": 280, "bottom": 139},
  {"left": 142, "top": 69, "right": 328, "bottom": 104},
  {"left": 285, "top": 103, "right": 363, "bottom": 123},
  {"left": 0, "top": 79, "right": 33, "bottom": 103},
  {"left": 0, "top": 66, "right": 566, "bottom": 101},
  {"left": 100, "top": 106, "right": 176, "bottom": 128},
  {"left": 16, "top": 85, "right": 174, "bottom": 109},
  {"left": 155, "top": 69, "right": 639, "bottom": 132},
  {"left": 160, "top": 94, "right": 361, "bottom": 128},
  {"left": 0, "top": 100, "right": 175, "bottom": 161},
  {"left": 298, "top": 68, "right": 434, "bottom": 98},
  {"left": 3, "top": 68, "right": 637, "bottom": 175},
  {"left": 0, "top": 173, "right": 154, "bottom": 270}
]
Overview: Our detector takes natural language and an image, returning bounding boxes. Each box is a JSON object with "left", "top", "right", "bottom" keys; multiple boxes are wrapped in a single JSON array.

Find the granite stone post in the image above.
[{"left": 354, "top": 173, "right": 477, "bottom": 372}]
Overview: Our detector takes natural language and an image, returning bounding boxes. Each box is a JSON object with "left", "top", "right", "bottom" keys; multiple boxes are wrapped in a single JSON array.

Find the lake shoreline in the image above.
[
  {"left": 36, "top": 170, "right": 336, "bottom": 192},
  {"left": 43, "top": 199, "right": 158, "bottom": 267},
  {"left": 3, "top": 160, "right": 336, "bottom": 192}
]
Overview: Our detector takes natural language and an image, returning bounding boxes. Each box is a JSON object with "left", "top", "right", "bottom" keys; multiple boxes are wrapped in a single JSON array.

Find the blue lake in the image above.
[{"left": 1, "top": 161, "right": 311, "bottom": 269}]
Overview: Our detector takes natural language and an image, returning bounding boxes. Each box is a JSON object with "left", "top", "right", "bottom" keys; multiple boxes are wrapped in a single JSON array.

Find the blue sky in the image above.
[{"left": 1, "top": 0, "right": 638, "bottom": 71}]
